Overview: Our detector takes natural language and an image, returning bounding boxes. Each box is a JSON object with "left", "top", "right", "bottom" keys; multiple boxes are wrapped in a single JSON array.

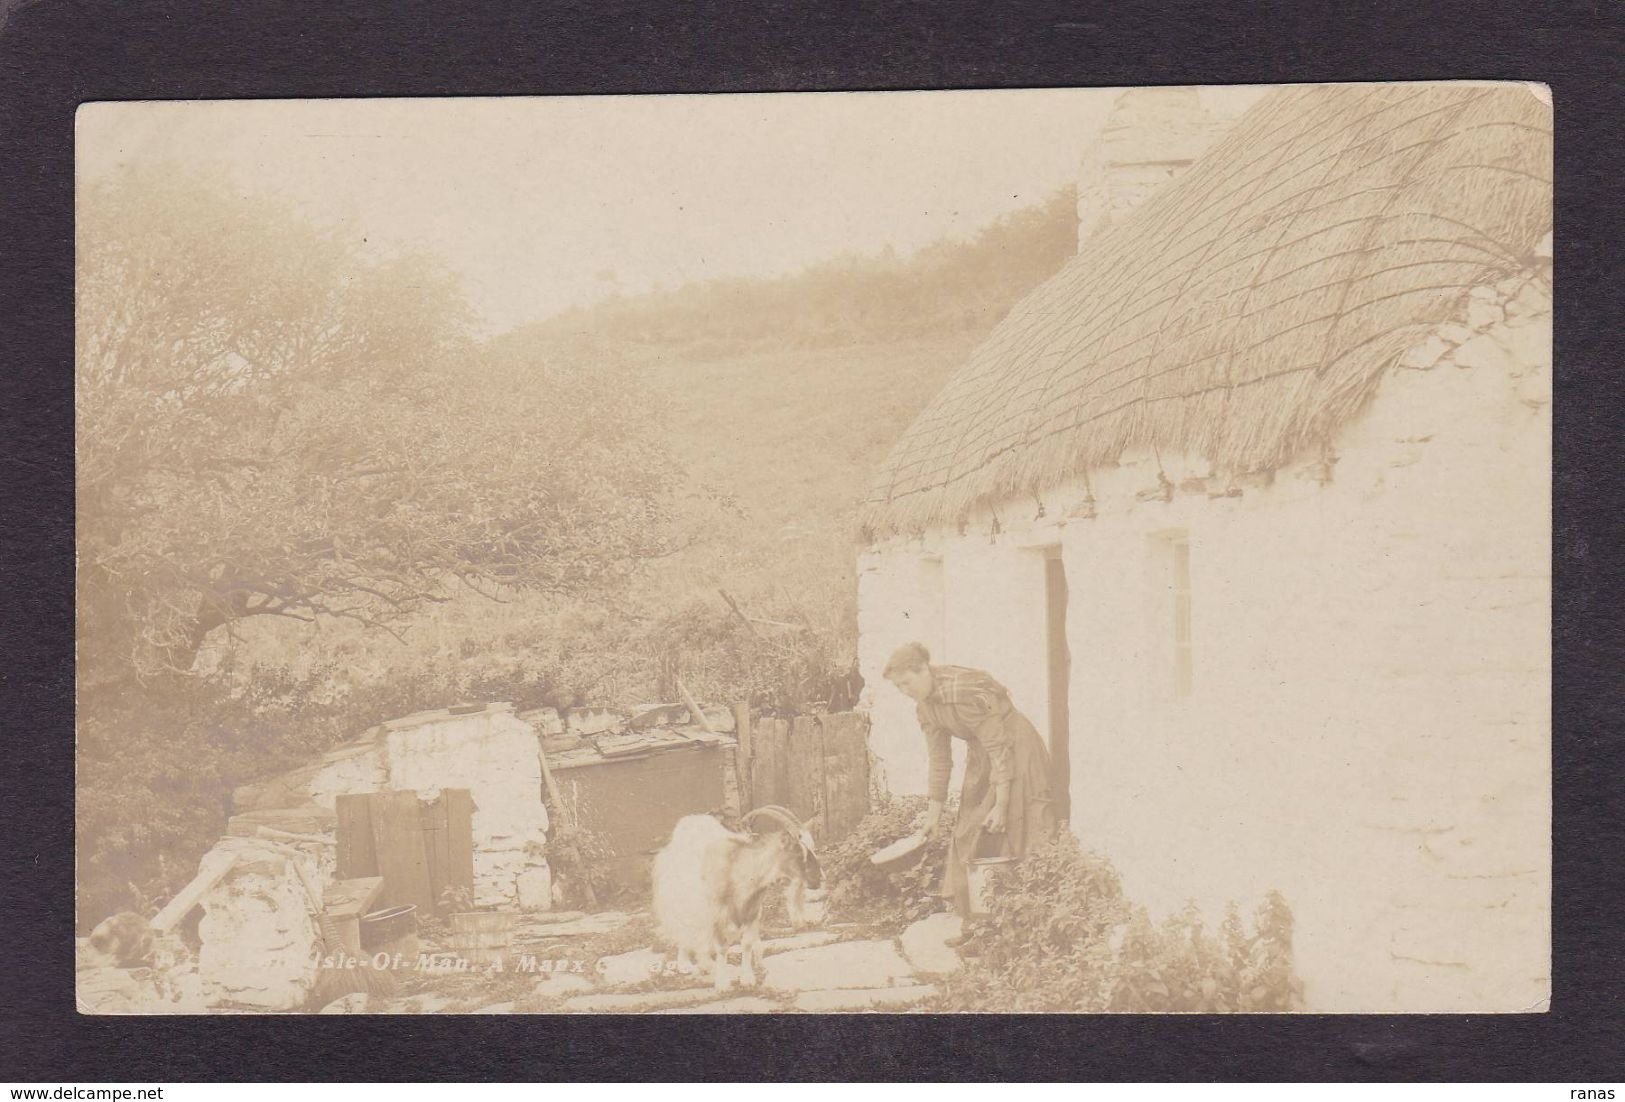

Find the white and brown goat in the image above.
[{"left": 650, "top": 805, "right": 821, "bottom": 989}]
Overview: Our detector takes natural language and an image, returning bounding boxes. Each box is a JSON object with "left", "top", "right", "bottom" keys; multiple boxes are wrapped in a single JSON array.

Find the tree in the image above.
[{"left": 76, "top": 166, "right": 683, "bottom": 689}]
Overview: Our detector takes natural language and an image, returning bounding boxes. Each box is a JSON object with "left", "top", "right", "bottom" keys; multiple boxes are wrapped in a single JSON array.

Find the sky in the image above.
[{"left": 78, "top": 87, "right": 1267, "bottom": 335}]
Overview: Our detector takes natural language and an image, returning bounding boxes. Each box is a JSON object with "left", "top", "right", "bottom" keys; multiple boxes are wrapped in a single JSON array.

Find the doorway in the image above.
[{"left": 1043, "top": 545, "right": 1072, "bottom": 824}]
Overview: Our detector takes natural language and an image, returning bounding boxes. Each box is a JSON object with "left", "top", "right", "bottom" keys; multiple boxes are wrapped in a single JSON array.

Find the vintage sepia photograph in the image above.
[{"left": 75, "top": 81, "right": 1552, "bottom": 1017}]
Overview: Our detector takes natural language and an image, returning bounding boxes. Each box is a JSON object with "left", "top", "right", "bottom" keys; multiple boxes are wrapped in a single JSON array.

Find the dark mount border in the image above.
[{"left": 2, "top": 0, "right": 1620, "bottom": 1082}]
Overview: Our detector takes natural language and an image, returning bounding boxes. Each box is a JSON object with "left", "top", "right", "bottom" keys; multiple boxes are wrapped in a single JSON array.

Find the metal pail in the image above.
[{"left": 965, "top": 856, "right": 1015, "bottom": 917}]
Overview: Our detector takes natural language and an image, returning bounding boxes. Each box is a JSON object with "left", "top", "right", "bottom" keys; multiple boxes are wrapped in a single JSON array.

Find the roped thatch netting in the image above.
[{"left": 860, "top": 83, "right": 1552, "bottom": 539}]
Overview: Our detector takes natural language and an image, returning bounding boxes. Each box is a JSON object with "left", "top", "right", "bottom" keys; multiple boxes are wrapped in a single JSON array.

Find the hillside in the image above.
[
  {"left": 538, "top": 185, "right": 1077, "bottom": 355},
  {"left": 499, "top": 186, "right": 1080, "bottom": 690},
  {"left": 216, "top": 186, "right": 1077, "bottom": 712}
]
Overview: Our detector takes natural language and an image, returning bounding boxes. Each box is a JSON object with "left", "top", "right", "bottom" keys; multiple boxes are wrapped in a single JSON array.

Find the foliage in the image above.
[
  {"left": 930, "top": 833, "right": 1129, "bottom": 1011},
  {"left": 543, "top": 821, "right": 619, "bottom": 910},
  {"left": 929, "top": 833, "right": 1306, "bottom": 1013},
  {"left": 1102, "top": 892, "right": 1304, "bottom": 1013},
  {"left": 636, "top": 589, "right": 858, "bottom": 715},
  {"left": 821, "top": 796, "right": 957, "bottom": 928},
  {"left": 76, "top": 165, "right": 683, "bottom": 688},
  {"left": 535, "top": 187, "right": 1077, "bottom": 354},
  {"left": 488, "top": 192, "right": 1079, "bottom": 712},
  {"left": 74, "top": 167, "right": 1082, "bottom": 931},
  {"left": 74, "top": 654, "right": 466, "bottom": 929},
  {"left": 77, "top": 596, "right": 666, "bottom": 930}
]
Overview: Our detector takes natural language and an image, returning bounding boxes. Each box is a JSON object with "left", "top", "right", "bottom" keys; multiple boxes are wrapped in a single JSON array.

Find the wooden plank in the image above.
[
  {"left": 335, "top": 793, "right": 378, "bottom": 880},
  {"left": 747, "top": 718, "right": 770, "bottom": 807},
  {"left": 253, "top": 826, "right": 330, "bottom": 846},
  {"left": 226, "top": 805, "right": 337, "bottom": 837},
  {"left": 733, "top": 711, "right": 873, "bottom": 836},
  {"left": 751, "top": 717, "right": 784, "bottom": 809},
  {"left": 422, "top": 795, "right": 450, "bottom": 911},
  {"left": 774, "top": 717, "right": 794, "bottom": 811},
  {"left": 291, "top": 858, "right": 325, "bottom": 914},
  {"left": 371, "top": 789, "right": 434, "bottom": 913},
  {"left": 675, "top": 677, "right": 716, "bottom": 734},
  {"left": 816, "top": 716, "right": 833, "bottom": 841},
  {"left": 851, "top": 713, "right": 874, "bottom": 835},
  {"left": 830, "top": 713, "right": 854, "bottom": 839},
  {"left": 831, "top": 712, "right": 873, "bottom": 839},
  {"left": 788, "top": 712, "right": 869, "bottom": 843},
  {"left": 538, "top": 741, "right": 569, "bottom": 828},
  {"left": 800, "top": 717, "right": 823, "bottom": 825},
  {"left": 444, "top": 788, "right": 476, "bottom": 906},
  {"left": 820, "top": 717, "right": 846, "bottom": 842},
  {"left": 323, "top": 876, "right": 385, "bottom": 956},
  {"left": 150, "top": 849, "right": 238, "bottom": 932},
  {"left": 717, "top": 589, "right": 762, "bottom": 639},
  {"left": 733, "top": 702, "right": 753, "bottom": 760},
  {"left": 324, "top": 875, "right": 386, "bottom": 916},
  {"left": 721, "top": 746, "right": 742, "bottom": 819},
  {"left": 733, "top": 702, "right": 753, "bottom": 810},
  {"left": 784, "top": 716, "right": 818, "bottom": 826}
]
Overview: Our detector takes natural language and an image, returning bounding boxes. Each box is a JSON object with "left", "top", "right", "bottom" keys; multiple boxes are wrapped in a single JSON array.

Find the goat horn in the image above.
[{"left": 742, "top": 805, "right": 816, "bottom": 852}]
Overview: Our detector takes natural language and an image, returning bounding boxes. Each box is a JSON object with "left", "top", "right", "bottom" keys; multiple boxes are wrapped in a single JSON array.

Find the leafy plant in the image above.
[
  {"left": 544, "top": 821, "right": 617, "bottom": 910},
  {"left": 637, "top": 589, "right": 857, "bottom": 716},
  {"left": 930, "top": 833, "right": 1306, "bottom": 1013},
  {"left": 77, "top": 166, "right": 684, "bottom": 689},
  {"left": 821, "top": 796, "right": 957, "bottom": 928}
]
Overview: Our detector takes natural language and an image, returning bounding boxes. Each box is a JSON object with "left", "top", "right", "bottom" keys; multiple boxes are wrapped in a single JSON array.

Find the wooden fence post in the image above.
[
  {"left": 733, "top": 700, "right": 753, "bottom": 810},
  {"left": 816, "top": 714, "right": 833, "bottom": 841}
]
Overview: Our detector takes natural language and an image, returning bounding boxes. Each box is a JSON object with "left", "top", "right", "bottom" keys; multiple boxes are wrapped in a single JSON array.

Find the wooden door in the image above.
[{"left": 333, "top": 789, "right": 475, "bottom": 914}]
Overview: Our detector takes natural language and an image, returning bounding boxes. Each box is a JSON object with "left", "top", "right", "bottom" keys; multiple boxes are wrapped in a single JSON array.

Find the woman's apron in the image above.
[{"left": 939, "top": 704, "right": 1058, "bottom": 914}]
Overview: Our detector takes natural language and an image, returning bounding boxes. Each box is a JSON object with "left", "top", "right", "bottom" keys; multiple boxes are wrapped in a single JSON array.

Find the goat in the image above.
[{"left": 651, "top": 805, "right": 820, "bottom": 990}]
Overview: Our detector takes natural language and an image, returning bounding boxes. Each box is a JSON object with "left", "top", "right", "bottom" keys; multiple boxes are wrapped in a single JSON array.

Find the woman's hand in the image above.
[
  {"left": 983, "top": 802, "right": 1008, "bottom": 834},
  {"left": 921, "top": 800, "right": 944, "bottom": 839}
]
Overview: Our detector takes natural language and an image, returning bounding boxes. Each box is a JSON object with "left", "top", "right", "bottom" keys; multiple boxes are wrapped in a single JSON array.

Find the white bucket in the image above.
[{"left": 965, "top": 856, "right": 1015, "bottom": 917}]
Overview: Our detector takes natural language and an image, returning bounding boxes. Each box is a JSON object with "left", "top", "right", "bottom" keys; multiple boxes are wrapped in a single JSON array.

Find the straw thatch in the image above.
[{"left": 860, "top": 84, "right": 1552, "bottom": 540}]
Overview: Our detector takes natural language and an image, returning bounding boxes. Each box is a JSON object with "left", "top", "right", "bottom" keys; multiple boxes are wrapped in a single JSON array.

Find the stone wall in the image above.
[
  {"left": 856, "top": 265, "right": 1551, "bottom": 1011},
  {"left": 302, "top": 741, "right": 388, "bottom": 807},
  {"left": 296, "top": 705, "right": 550, "bottom": 908},
  {"left": 382, "top": 707, "right": 550, "bottom": 908},
  {"left": 195, "top": 838, "right": 324, "bottom": 1010}
]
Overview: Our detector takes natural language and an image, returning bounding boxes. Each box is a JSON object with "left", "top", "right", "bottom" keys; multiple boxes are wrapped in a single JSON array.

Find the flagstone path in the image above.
[{"left": 355, "top": 909, "right": 963, "bottom": 1014}]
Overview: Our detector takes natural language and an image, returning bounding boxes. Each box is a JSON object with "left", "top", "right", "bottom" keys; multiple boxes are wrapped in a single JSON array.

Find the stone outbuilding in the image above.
[
  {"left": 100, "top": 699, "right": 741, "bottom": 1012},
  {"left": 245, "top": 702, "right": 551, "bottom": 908}
]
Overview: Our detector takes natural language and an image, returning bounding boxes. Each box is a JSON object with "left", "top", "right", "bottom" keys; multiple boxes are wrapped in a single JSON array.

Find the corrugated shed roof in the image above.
[{"left": 860, "top": 83, "right": 1552, "bottom": 539}]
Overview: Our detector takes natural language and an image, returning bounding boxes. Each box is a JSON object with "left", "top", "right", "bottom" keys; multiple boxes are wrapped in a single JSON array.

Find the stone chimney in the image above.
[{"left": 1077, "top": 87, "right": 1234, "bottom": 242}]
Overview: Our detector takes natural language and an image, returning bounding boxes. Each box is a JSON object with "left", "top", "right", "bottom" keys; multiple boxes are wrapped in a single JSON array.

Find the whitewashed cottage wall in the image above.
[{"left": 857, "top": 278, "right": 1550, "bottom": 1012}]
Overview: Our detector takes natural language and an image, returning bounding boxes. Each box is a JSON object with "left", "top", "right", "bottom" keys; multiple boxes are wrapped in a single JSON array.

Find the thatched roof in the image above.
[{"left": 861, "top": 84, "right": 1552, "bottom": 539}]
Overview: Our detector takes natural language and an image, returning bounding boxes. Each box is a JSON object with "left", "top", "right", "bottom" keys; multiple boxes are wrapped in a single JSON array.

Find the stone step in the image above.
[
  {"left": 762, "top": 938, "right": 915, "bottom": 993},
  {"left": 760, "top": 930, "right": 845, "bottom": 956},
  {"left": 899, "top": 913, "right": 963, "bottom": 975},
  {"left": 595, "top": 947, "right": 669, "bottom": 987}
]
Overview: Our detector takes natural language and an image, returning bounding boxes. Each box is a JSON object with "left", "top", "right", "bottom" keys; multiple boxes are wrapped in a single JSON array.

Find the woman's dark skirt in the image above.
[{"left": 940, "top": 707, "right": 1058, "bottom": 914}]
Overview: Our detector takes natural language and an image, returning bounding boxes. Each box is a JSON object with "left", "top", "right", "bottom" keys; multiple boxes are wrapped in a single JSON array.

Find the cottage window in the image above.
[
  {"left": 1042, "top": 545, "right": 1072, "bottom": 823},
  {"left": 1150, "top": 529, "right": 1193, "bottom": 698}
]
